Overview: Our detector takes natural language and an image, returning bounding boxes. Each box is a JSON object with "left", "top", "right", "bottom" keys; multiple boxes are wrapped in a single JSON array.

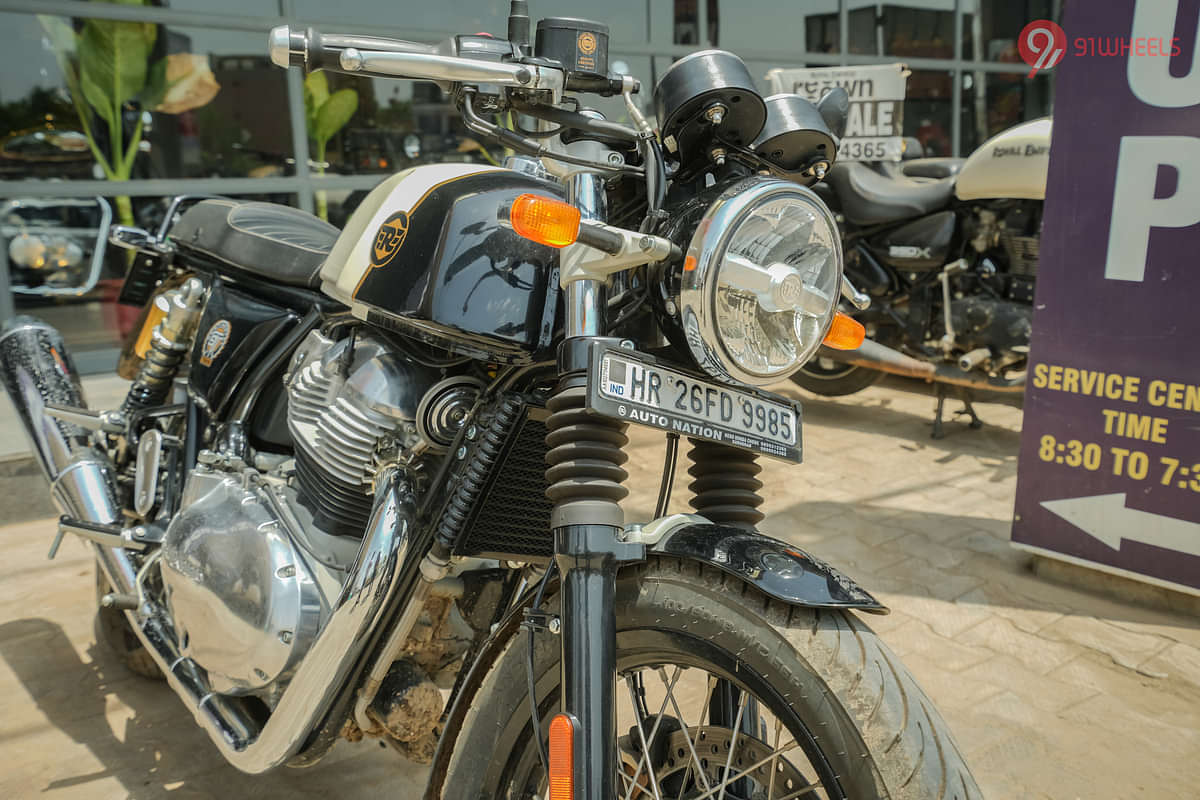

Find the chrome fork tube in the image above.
[
  {"left": 565, "top": 170, "right": 607, "bottom": 338},
  {"left": 551, "top": 161, "right": 645, "bottom": 798}
]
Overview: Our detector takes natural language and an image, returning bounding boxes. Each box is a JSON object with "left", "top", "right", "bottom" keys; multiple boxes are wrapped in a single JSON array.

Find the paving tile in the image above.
[
  {"left": 955, "top": 616, "right": 1080, "bottom": 674},
  {"left": 1038, "top": 614, "right": 1172, "bottom": 670},
  {"left": 1138, "top": 642, "right": 1200, "bottom": 688}
]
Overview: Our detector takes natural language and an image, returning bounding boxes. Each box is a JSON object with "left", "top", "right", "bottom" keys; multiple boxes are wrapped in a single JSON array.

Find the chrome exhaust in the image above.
[
  {"left": 817, "top": 338, "right": 1026, "bottom": 394},
  {"left": 1, "top": 317, "right": 423, "bottom": 773},
  {"left": 0, "top": 318, "right": 121, "bottom": 523}
]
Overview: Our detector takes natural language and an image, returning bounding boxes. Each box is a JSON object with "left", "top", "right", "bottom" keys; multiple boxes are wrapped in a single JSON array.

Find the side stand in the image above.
[{"left": 931, "top": 384, "right": 984, "bottom": 439}]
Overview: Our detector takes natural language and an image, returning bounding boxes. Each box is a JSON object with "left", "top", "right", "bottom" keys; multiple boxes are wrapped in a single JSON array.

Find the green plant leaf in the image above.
[
  {"left": 303, "top": 70, "right": 330, "bottom": 136},
  {"left": 76, "top": 17, "right": 156, "bottom": 130},
  {"left": 138, "top": 56, "right": 169, "bottom": 109},
  {"left": 314, "top": 87, "right": 358, "bottom": 146}
]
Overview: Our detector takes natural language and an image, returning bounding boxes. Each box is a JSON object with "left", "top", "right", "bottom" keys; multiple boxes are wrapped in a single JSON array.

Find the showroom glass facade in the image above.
[{"left": 0, "top": 0, "right": 1059, "bottom": 371}]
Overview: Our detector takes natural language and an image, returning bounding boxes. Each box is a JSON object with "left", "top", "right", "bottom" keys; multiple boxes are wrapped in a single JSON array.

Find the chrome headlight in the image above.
[{"left": 679, "top": 178, "right": 843, "bottom": 386}]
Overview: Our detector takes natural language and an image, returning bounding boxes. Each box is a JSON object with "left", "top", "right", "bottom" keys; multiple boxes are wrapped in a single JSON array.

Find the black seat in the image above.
[
  {"left": 169, "top": 199, "right": 339, "bottom": 289},
  {"left": 824, "top": 162, "right": 956, "bottom": 226},
  {"left": 901, "top": 157, "right": 965, "bottom": 180}
]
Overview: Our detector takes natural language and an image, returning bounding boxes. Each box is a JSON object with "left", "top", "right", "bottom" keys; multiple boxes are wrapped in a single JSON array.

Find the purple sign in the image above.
[{"left": 1012, "top": 0, "right": 1200, "bottom": 594}]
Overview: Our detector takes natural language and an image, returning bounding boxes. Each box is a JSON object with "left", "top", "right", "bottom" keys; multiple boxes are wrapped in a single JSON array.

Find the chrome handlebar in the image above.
[
  {"left": 337, "top": 48, "right": 564, "bottom": 92},
  {"left": 268, "top": 25, "right": 563, "bottom": 94}
]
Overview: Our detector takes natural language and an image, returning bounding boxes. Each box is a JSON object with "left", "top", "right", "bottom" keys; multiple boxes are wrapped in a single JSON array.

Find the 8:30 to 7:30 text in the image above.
[{"left": 1038, "top": 434, "right": 1200, "bottom": 491}]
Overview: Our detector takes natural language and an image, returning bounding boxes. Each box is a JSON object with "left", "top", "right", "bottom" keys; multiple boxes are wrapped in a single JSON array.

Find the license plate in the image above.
[{"left": 586, "top": 347, "right": 802, "bottom": 463}]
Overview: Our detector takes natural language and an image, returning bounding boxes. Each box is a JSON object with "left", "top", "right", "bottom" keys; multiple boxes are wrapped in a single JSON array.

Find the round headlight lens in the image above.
[{"left": 679, "top": 179, "right": 842, "bottom": 386}]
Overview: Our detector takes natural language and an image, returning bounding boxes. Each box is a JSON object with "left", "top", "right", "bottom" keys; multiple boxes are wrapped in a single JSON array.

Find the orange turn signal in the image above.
[
  {"left": 548, "top": 712, "right": 575, "bottom": 800},
  {"left": 822, "top": 312, "right": 866, "bottom": 350},
  {"left": 510, "top": 193, "right": 581, "bottom": 248}
]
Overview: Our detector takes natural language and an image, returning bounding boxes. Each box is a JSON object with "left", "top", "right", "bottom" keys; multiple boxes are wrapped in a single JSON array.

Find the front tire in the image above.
[{"left": 441, "top": 557, "right": 979, "bottom": 799}]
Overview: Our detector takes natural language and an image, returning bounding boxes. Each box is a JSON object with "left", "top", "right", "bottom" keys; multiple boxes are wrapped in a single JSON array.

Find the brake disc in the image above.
[{"left": 619, "top": 725, "right": 814, "bottom": 799}]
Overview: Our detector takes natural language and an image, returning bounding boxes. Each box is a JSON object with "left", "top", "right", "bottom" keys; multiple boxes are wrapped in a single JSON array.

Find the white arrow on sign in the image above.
[{"left": 1041, "top": 493, "right": 1200, "bottom": 557}]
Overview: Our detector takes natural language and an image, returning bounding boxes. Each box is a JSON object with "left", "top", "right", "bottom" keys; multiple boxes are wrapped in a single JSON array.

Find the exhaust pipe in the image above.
[
  {"left": 0, "top": 316, "right": 424, "bottom": 773},
  {"left": 0, "top": 318, "right": 121, "bottom": 523},
  {"left": 817, "top": 338, "right": 1025, "bottom": 394}
]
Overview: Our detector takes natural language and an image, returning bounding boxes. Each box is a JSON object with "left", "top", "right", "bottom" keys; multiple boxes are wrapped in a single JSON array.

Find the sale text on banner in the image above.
[{"left": 765, "top": 64, "right": 908, "bottom": 161}]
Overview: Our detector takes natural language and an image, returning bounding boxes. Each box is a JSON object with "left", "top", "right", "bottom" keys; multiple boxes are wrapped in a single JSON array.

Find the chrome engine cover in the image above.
[
  {"left": 159, "top": 466, "right": 349, "bottom": 696},
  {"left": 287, "top": 330, "right": 436, "bottom": 487}
]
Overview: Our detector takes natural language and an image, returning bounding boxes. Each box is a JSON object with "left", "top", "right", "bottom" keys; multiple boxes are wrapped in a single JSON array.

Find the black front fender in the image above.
[{"left": 648, "top": 522, "right": 888, "bottom": 614}]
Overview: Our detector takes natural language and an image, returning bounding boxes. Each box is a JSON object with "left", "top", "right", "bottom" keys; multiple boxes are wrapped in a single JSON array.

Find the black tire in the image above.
[
  {"left": 792, "top": 358, "right": 885, "bottom": 397},
  {"left": 94, "top": 566, "right": 162, "bottom": 680},
  {"left": 441, "top": 557, "right": 980, "bottom": 800}
]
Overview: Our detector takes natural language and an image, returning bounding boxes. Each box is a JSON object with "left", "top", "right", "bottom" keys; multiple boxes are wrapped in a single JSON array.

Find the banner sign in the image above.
[
  {"left": 765, "top": 64, "right": 907, "bottom": 161},
  {"left": 1011, "top": 1, "right": 1200, "bottom": 594}
]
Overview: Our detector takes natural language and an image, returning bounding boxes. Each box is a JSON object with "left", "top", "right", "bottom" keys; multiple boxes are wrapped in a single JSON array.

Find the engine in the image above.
[
  {"left": 159, "top": 328, "right": 484, "bottom": 704},
  {"left": 285, "top": 329, "right": 483, "bottom": 535}
]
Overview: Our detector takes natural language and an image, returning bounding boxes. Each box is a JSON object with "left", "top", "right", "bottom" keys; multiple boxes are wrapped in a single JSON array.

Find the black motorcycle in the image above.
[
  {"left": 794, "top": 119, "right": 1048, "bottom": 437},
  {"left": 0, "top": 4, "right": 979, "bottom": 798}
]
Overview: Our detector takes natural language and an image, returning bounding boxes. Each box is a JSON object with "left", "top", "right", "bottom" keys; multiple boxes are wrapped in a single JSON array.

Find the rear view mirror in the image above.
[{"left": 816, "top": 87, "right": 849, "bottom": 140}]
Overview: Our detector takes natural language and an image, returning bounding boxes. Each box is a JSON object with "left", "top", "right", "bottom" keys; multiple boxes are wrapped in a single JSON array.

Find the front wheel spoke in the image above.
[
  {"left": 622, "top": 666, "right": 683, "bottom": 800},
  {"left": 624, "top": 676, "right": 664, "bottom": 800},
  {"left": 683, "top": 737, "right": 801, "bottom": 800},
  {"left": 671, "top": 672, "right": 720, "bottom": 800},
  {"left": 658, "top": 673, "right": 714, "bottom": 797},
  {"left": 714, "top": 690, "right": 748, "bottom": 800},
  {"left": 775, "top": 778, "right": 825, "bottom": 800}
]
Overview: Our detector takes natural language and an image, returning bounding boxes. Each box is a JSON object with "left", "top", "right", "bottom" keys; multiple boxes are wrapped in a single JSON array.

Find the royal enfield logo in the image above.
[
  {"left": 199, "top": 320, "right": 231, "bottom": 367},
  {"left": 371, "top": 210, "right": 410, "bottom": 268}
]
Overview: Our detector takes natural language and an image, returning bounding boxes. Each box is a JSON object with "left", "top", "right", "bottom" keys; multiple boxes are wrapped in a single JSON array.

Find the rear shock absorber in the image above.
[
  {"left": 120, "top": 278, "right": 206, "bottom": 416},
  {"left": 687, "top": 439, "right": 764, "bottom": 529}
]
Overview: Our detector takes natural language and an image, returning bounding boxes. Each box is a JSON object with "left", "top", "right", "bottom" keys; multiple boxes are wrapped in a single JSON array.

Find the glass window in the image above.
[
  {"left": 902, "top": 69, "right": 954, "bottom": 156},
  {"left": 168, "top": 0, "right": 282, "bottom": 16},
  {"left": 849, "top": 1, "right": 956, "bottom": 59},
  {"left": 960, "top": 71, "right": 1053, "bottom": 155},
  {"left": 0, "top": 14, "right": 293, "bottom": 184},
  {"left": 672, "top": 0, "right": 720, "bottom": 47},
  {"left": 290, "top": 1, "right": 649, "bottom": 48},
  {"left": 962, "top": 0, "right": 1055, "bottom": 63},
  {"left": 9, "top": 193, "right": 297, "bottom": 360}
]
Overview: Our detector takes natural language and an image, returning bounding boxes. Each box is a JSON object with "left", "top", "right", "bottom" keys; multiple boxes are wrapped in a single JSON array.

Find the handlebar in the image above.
[
  {"left": 269, "top": 26, "right": 436, "bottom": 71},
  {"left": 268, "top": 25, "right": 563, "bottom": 94}
]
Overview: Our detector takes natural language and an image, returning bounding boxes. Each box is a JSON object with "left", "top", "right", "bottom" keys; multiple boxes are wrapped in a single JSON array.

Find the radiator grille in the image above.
[{"left": 452, "top": 409, "right": 555, "bottom": 562}]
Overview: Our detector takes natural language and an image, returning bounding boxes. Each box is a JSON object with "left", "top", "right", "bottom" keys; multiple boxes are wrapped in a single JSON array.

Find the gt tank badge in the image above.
[
  {"left": 371, "top": 210, "right": 410, "bottom": 268},
  {"left": 199, "top": 319, "right": 231, "bottom": 367}
]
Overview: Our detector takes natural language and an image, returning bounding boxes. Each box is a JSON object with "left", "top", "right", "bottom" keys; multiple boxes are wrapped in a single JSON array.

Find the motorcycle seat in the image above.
[
  {"left": 170, "top": 198, "right": 339, "bottom": 289},
  {"left": 824, "top": 162, "right": 955, "bottom": 226},
  {"left": 901, "top": 157, "right": 965, "bottom": 180}
]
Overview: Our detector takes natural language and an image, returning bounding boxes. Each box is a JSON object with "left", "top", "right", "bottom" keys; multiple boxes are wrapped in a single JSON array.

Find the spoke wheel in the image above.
[{"left": 439, "top": 558, "right": 981, "bottom": 800}]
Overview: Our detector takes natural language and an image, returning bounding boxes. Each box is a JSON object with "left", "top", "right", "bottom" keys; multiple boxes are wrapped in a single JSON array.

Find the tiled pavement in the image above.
[{"left": 1, "top": 376, "right": 1197, "bottom": 798}]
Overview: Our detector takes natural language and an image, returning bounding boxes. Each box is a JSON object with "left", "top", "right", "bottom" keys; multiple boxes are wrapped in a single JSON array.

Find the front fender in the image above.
[{"left": 647, "top": 520, "right": 888, "bottom": 614}]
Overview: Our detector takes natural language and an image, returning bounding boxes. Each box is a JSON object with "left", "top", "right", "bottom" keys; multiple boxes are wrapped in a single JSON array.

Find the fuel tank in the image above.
[
  {"left": 955, "top": 118, "right": 1051, "bottom": 201},
  {"left": 320, "top": 164, "right": 563, "bottom": 362}
]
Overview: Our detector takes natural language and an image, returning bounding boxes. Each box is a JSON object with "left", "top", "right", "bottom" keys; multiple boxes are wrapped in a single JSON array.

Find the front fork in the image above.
[{"left": 545, "top": 167, "right": 644, "bottom": 797}]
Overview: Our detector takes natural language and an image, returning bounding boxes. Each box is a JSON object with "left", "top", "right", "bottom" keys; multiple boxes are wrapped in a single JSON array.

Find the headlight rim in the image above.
[{"left": 679, "top": 176, "right": 844, "bottom": 387}]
